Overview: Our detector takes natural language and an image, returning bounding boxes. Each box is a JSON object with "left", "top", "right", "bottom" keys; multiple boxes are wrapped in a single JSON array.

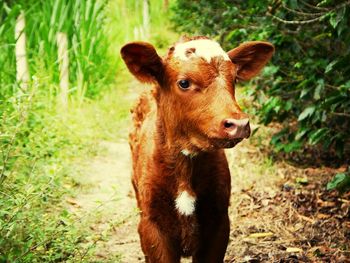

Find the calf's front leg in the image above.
[
  {"left": 192, "top": 213, "right": 230, "bottom": 263},
  {"left": 138, "top": 217, "right": 181, "bottom": 263}
]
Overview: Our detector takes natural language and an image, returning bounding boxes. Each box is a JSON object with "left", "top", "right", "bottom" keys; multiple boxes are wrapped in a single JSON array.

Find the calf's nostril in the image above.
[
  {"left": 222, "top": 118, "right": 251, "bottom": 138},
  {"left": 223, "top": 120, "right": 234, "bottom": 129}
]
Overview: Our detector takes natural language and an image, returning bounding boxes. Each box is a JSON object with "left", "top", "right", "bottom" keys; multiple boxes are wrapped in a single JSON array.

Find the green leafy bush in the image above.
[
  {"left": 0, "top": 87, "right": 90, "bottom": 262},
  {"left": 327, "top": 168, "right": 350, "bottom": 194},
  {"left": 171, "top": 0, "right": 350, "bottom": 156}
]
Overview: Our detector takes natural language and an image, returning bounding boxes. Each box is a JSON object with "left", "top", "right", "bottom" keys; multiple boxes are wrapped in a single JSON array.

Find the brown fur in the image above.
[{"left": 121, "top": 36, "right": 274, "bottom": 262}]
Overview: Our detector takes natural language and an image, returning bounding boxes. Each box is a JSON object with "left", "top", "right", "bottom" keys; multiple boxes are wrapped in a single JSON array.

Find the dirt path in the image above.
[
  {"left": 66, "top": 129, "right": 349, "bottom": 262},
  {"left": 67, "top": 139, "right": 143, "bottom": 262}
]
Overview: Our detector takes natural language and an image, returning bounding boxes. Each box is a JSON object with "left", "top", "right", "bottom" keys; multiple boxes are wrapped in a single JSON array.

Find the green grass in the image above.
[
  {"left": 0, "top": 0, "right": 174, "bottom": 261},
  {"left": 0, "top": 74, "right": 135, "bottom": 262}
]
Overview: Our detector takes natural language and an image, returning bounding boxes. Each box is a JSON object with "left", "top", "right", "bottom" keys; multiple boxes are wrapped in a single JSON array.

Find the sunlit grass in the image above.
[{"left": 0, "top": 0, "right": 175, "bottom": 261}]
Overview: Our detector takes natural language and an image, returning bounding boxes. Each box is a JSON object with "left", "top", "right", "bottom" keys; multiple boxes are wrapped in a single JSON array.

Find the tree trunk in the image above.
[
  {"left": 15, "top": 11, "right": 30, "bottom": 91},
  {"left": 56, "top": 32, "right": 69, "bottom": 109},
  {"left": 143, "top": 0, "right": 150, "bottom": 39},
  {"left": 164, "top": 0, "right": 169, "bottom": 10}
]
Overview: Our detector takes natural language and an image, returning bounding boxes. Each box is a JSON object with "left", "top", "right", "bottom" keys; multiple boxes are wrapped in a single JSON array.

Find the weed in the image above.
[{"left": 0, "top": 0, "right": 172, "bottom": 261}]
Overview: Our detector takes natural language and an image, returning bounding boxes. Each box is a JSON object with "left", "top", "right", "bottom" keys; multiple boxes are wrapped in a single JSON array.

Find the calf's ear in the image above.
[
  {"left": 227, "top": 41, "right": 274, "bottom": 81},
  {"left": 120, "top": 42, "right": 163, "bottom": 84}
]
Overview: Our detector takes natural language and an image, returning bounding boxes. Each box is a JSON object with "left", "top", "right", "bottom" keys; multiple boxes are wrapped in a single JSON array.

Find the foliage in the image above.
[
  {"left": 105, "top": 0, "right": 178, "bottom": 59},
  {"left": 0, "top": 0, "right": 171, "bottom": 261},
  {"left": 0, "top": 77, "right": 133, "bottom": 262},
  {"left": 0, "top": 0, "right": 111, "bottom": 261},
  {"left": 0, "top": 86, "right": 90, "bottom": 262},
  {"left": 327, "top": 168, "right": 350, "bottom": 194},
  {"left": 0, "top": 0, "right": 112, "bottom": 99},
  {"left": 170, "top": 0, "right": 350, "bottom": 156}
]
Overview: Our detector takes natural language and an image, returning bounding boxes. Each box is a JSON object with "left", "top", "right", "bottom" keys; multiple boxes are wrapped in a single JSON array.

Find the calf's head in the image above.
[{"left": 121, "top": 36, "right": 274, "bottom": 152}]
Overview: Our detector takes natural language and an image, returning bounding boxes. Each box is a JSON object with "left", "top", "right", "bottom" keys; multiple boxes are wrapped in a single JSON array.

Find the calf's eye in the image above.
[{"left": 178, "top": 79, "right": 190, "bottom": 90}]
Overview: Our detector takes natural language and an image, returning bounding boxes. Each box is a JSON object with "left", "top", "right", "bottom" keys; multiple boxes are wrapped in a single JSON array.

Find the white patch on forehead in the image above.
[
  {"left": 175, "top": 191, "right": 196, "bottom": 216},
  {"left": 173, "top": 39, "right": 230, "bottom": 62}
]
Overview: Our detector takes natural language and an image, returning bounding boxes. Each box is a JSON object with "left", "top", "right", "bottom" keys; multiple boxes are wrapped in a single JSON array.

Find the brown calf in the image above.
[{"left": 121, "top": 36, "right": 274, "bottom": 262}]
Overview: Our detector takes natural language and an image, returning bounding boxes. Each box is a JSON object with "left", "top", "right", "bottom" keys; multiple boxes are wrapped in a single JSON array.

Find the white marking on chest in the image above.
[
  {"left": 181, "top": 149, "right": 197, "bottom": 158},
  {"left": 173, "top": 39, "right": 230, "bottom": 62},
  {"left": 175, "top": 191, "right": 196, "bottom": 216}
]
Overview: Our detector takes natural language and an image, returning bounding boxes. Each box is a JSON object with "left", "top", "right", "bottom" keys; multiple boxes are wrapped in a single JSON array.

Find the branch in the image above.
[
  {"left": 335, "top": 0, "right": 350, "bottom": 10},
  {"left": 267, "top": 12, "right": 326, "bottom": 25},
  {"left": 282, "top": 4, "right": 326, "bottom": 17},
  {"left": 331, "top": 112, "right": 350, "bottom": 118},
  {"left": 300, "top": 0, "right": 331, "bottom": 11},
  {"left": 325, "top": 84, "right": 341, "bottom": 90},
  {"left": 269, "top": 0, "right": 350, "bottom": 26},
  {"left": 301, "top": 0, "right": 350, "bottom": 12}
]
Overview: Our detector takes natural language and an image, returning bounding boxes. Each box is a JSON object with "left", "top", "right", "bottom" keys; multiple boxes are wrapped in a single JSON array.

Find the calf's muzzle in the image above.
[{"left": 221, "top": 118, "right": 250, "bottom": 139}]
